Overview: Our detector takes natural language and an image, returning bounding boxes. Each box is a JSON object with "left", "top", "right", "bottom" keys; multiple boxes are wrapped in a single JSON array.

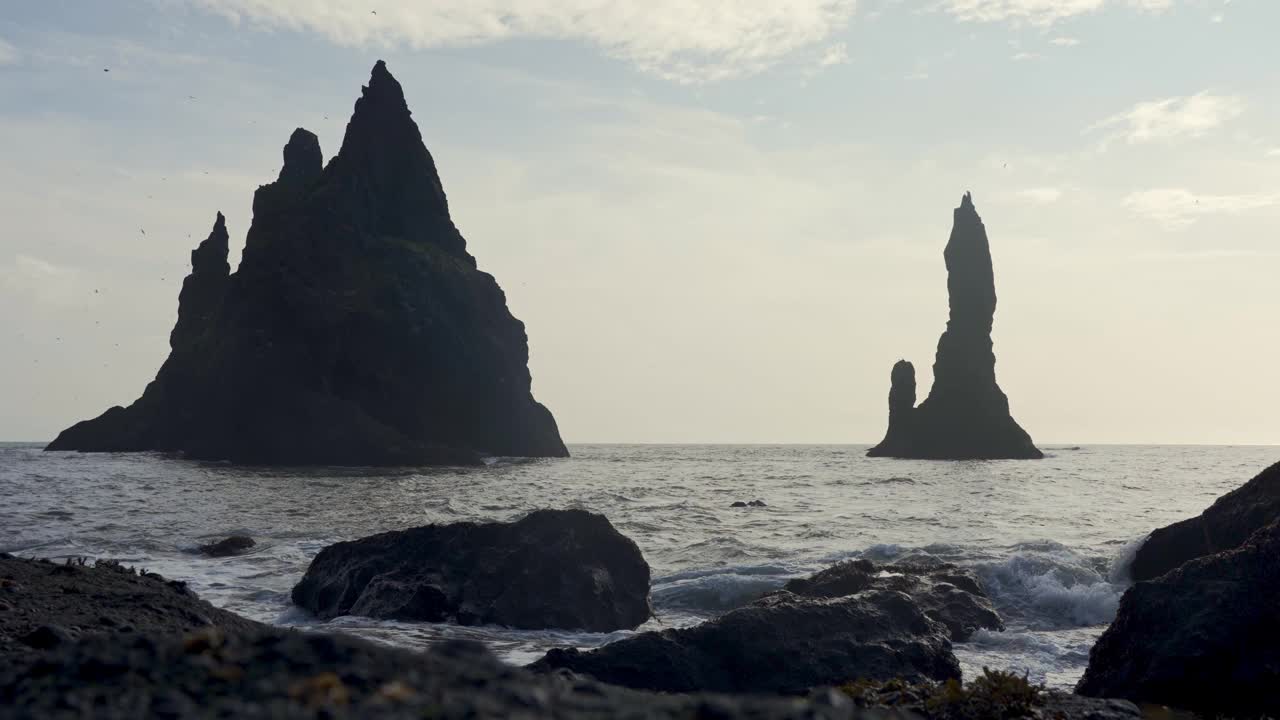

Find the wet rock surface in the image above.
[
  {"left": 291, "top": 509, "right": 652, "bottom": 632},
  {"left": 0, "top": 554, "right": 262, "bottom": 660},
  {"left": 868, "top": 193, "right": 1041, "bottom": 460},
  {"left": 45, "top": 60, "right": 566, "bottom": 466},
  {"left": 1077, "top": 517, "right": 1280, "bottom": 717},
  {"left": 198, "top": 536, "right": 256, "bottom": 557},
  {"left": 779, "top": 557, "right": 1003, "bottom": 641},
  {"left": 0, "top": 629, "right": 921, "bottom": 720},
  {"left": 844, "top": 672, "right": 1140, "bottom": 720},
  {"left": 1128, "top": 459, "right": 1280, "bottom": 582},
  {"left": 531, "top": 587, "right": 961, "bottom": 694}
]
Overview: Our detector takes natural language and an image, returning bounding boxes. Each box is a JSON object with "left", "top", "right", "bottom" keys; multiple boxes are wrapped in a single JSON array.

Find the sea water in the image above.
[{"left": 2, "top": 442, "right": 1274, "bottom": 689}]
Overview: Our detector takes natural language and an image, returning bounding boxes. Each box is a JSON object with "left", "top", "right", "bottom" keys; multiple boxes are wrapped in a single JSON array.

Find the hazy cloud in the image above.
[
  {"left": 1123, "top": 188, "right": 1280, "bottom": 227},
  {"left": 0, "top": 39, "right": 19, "bottom": 66},
  {"left": 1050, "top": 37, "right": 1081, "bottom": 46},
  {"left": 818, "top": 42, "right": 851, "bottom": 67},
  {"left": 1014, "top": 187, "right": 1064, "bottom": 204},
  {"left": 1128, "top": 0, "right": 1174, "bottom": 11},
  {"left": 188, "top": 0, "right": 859, "bottom": 83},
  {"left": 938, "top": 0, "right": 1174, "bottom": 26},
  {"left": 1089, "top": 92, "right": 1244, "bottom": 144},
  {"left": 0, "top": 255, "right": 86, "bottom": 306}
]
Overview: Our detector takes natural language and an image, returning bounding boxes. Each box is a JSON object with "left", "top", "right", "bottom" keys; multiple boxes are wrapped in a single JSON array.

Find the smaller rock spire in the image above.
[
  {"left": 279, "top": 128, "right": 322, "bottom": 187},
  {"left": 190, "top": 212, "right": 230, "bottom": 276}
]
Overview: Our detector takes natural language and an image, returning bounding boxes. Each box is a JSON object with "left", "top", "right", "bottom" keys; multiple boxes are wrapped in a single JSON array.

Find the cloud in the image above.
[
  {"left": 1013, "top": 187, "right": 1063, "bottom": 204},
  {"left": 818, "top": 42, "right": 850, "bottom": 67},
  {"left": 1049, "top": 36, "right": 1081, "bottom": 46},
  {"left": 187, "top": 0, "right": 859, "bottom": 83},
  {"left": 1123, "top": 188, "right": 1280, "bottom": 228},
  {"left": 1088, "top": 92, "right": 1244, "bottom": 144},
  {"left": 937, "top": 0, "right": 1105, "bottom": 26},
  {"left": 0, "top": 38, "right": 19, "bottom": 66},
  {"left": 0, "top": 255, "right": 86, "bottom": 306},
  {"left": 936, "top": 0, "right": 1174, "bottom": 26}
]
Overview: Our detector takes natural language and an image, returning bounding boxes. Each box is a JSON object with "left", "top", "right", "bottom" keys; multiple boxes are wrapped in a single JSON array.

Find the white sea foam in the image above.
[
  {"left": 1106, "top": 534, "right": 1149, "bottom": 584},
  {"left": 651, "top": 564, "right": 791, "bottom": 614},
  {"left": 973, "top": 541, "right": 1123, "bottom": 630}
]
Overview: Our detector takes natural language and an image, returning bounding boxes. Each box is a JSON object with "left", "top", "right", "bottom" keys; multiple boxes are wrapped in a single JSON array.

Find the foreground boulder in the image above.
[
  {"left": 780, "top": 557, "right": 1003, "bottom": 641},
  {"left": 1128, "top": 460, "right": 1280, "bottom": 582},
  {"left": 1076, "top": 519, "right": 1280, "bottom": 717},
  {"left": 45, "top": 60, "right": 567, "bottom": 466},
  {"left": 0, "top": 554, "right": 262, "bottom": 660},
  {"left": 0, "top": 628, "right": 1138, "bottom": 720},
  {"left": 532, "top": 588, "right": 960, "bottom": 694},
  {"left": 867, "top": 193, "right": 1041, "bottom": 460},
  {"left": 292, "top": 509, "right": 651, "bottom": 632},
  {"left": 0, "top": 629, "right": 897, "bottom": 720}
]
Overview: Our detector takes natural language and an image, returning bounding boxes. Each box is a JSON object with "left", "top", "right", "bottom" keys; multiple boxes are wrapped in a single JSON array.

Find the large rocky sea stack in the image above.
[
  {"left": 46, "top": 61, "right": 567, "bottom": 465},
  {"left": 868, "top": 193, "right": 1041, "bottom": 460}
]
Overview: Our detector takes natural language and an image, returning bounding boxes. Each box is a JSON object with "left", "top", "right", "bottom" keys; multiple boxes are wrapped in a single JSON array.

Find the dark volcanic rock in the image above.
[
  {"left": 0, "top": 629, "right": 915, "bottom": 720},
  {"left": 868, "top": 193, "right": 1041, "bottom": 460},
  {"left": 1077, "top": 519, "right": 1280, "bottom": 717},
  {"left": 291, "top": 509, "right": 651, "bottom": 632},
  {"left": 781, "top": 558, "right": 1003, "bottom": 641},
  {"left": 0, "top": 555, "right": 262, "bottom": 660},
  {"left": 1128, "top": 460, "right": 1280, "bottom": 582},
  {"left": 199, "top": 536, "right": 256, "bottom": 558},
  {"left": 0, "top": 630, "right": 1139, "bottom": 720},
  {"left": 846, "top": 671, "right": 1139, "bottom": 720},
  {"left": 46, "top": 60, "right": 567, "bottom": 466},
  {"left": 532, "top": 588, "right": 961, "bottom": 694}
]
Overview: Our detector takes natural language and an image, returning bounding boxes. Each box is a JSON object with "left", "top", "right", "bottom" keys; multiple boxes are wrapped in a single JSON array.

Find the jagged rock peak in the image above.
[
  {"left": 959, "top": 190, "right": 974, "bottom": 211},
  {"left": 190, "top": 212, "right": 230, "bottom": 277},
  {"left": 278, "top": 128, "right": 322, "bottom": 187},
  {"left": 332, "top": 60, "right": 458, "bottom": 254},
  {"left": 339, "top": 59, "right": 417, "bottom": 156}
]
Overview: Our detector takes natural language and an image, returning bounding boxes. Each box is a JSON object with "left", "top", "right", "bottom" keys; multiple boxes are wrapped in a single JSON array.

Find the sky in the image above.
[{"left": 1, "top": 0, "right": 1277, "bottom": 445}]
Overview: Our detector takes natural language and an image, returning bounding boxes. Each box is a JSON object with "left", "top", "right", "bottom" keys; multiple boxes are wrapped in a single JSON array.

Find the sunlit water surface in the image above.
[{"left": 3, "top": 443, "right": 1274, "bottom": 689}]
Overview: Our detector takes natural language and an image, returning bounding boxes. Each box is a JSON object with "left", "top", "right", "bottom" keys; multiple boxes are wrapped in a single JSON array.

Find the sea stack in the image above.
[
  {"left": 867, "top": 193, "right": 1041, "bottom": 460},
  {"left": 47, "top": 61, "right": 568, "bottom": 466}
]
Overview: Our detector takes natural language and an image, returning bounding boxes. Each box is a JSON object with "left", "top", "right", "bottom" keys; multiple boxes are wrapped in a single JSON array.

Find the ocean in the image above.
[{"left": 2, "top": 442, "right": 1273, "bottom": 689}]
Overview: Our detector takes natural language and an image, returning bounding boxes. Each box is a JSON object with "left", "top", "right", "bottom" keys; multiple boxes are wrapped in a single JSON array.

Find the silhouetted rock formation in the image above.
[
  {"left": 532, "top": 587, "right": 961, "bottom": 694},
  {"left": 779, "top": 557, "right": 1003, "bottom": 641},
  {"left": 868, "top": 193, "right": 1041, "bottom": 460},
  {"left": 1077, "top": 518, "right": 1280, "bottom": 717},
  {"left": 1128, "top": 460, "right": 1280, "bottom": 582},
  {"left": 291, "top": 510, "right": 651, "bottom": 632},
  {"left": 46, "top": 61, "right": 567, "bottom": 465}
]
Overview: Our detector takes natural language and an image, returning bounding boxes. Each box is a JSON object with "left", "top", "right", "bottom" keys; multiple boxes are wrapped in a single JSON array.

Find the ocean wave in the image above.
[
  {"left": 1106, "top": 534, "right": 1148, "bottom": 584},
  {"left": 973, "top": 541, "right": 1123, "bottom": 629}
]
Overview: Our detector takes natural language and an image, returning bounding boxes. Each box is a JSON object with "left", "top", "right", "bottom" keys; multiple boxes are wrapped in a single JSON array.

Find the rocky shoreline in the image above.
[{"left": 0, "top": 526, "right": 1144, "bottom": 719}]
